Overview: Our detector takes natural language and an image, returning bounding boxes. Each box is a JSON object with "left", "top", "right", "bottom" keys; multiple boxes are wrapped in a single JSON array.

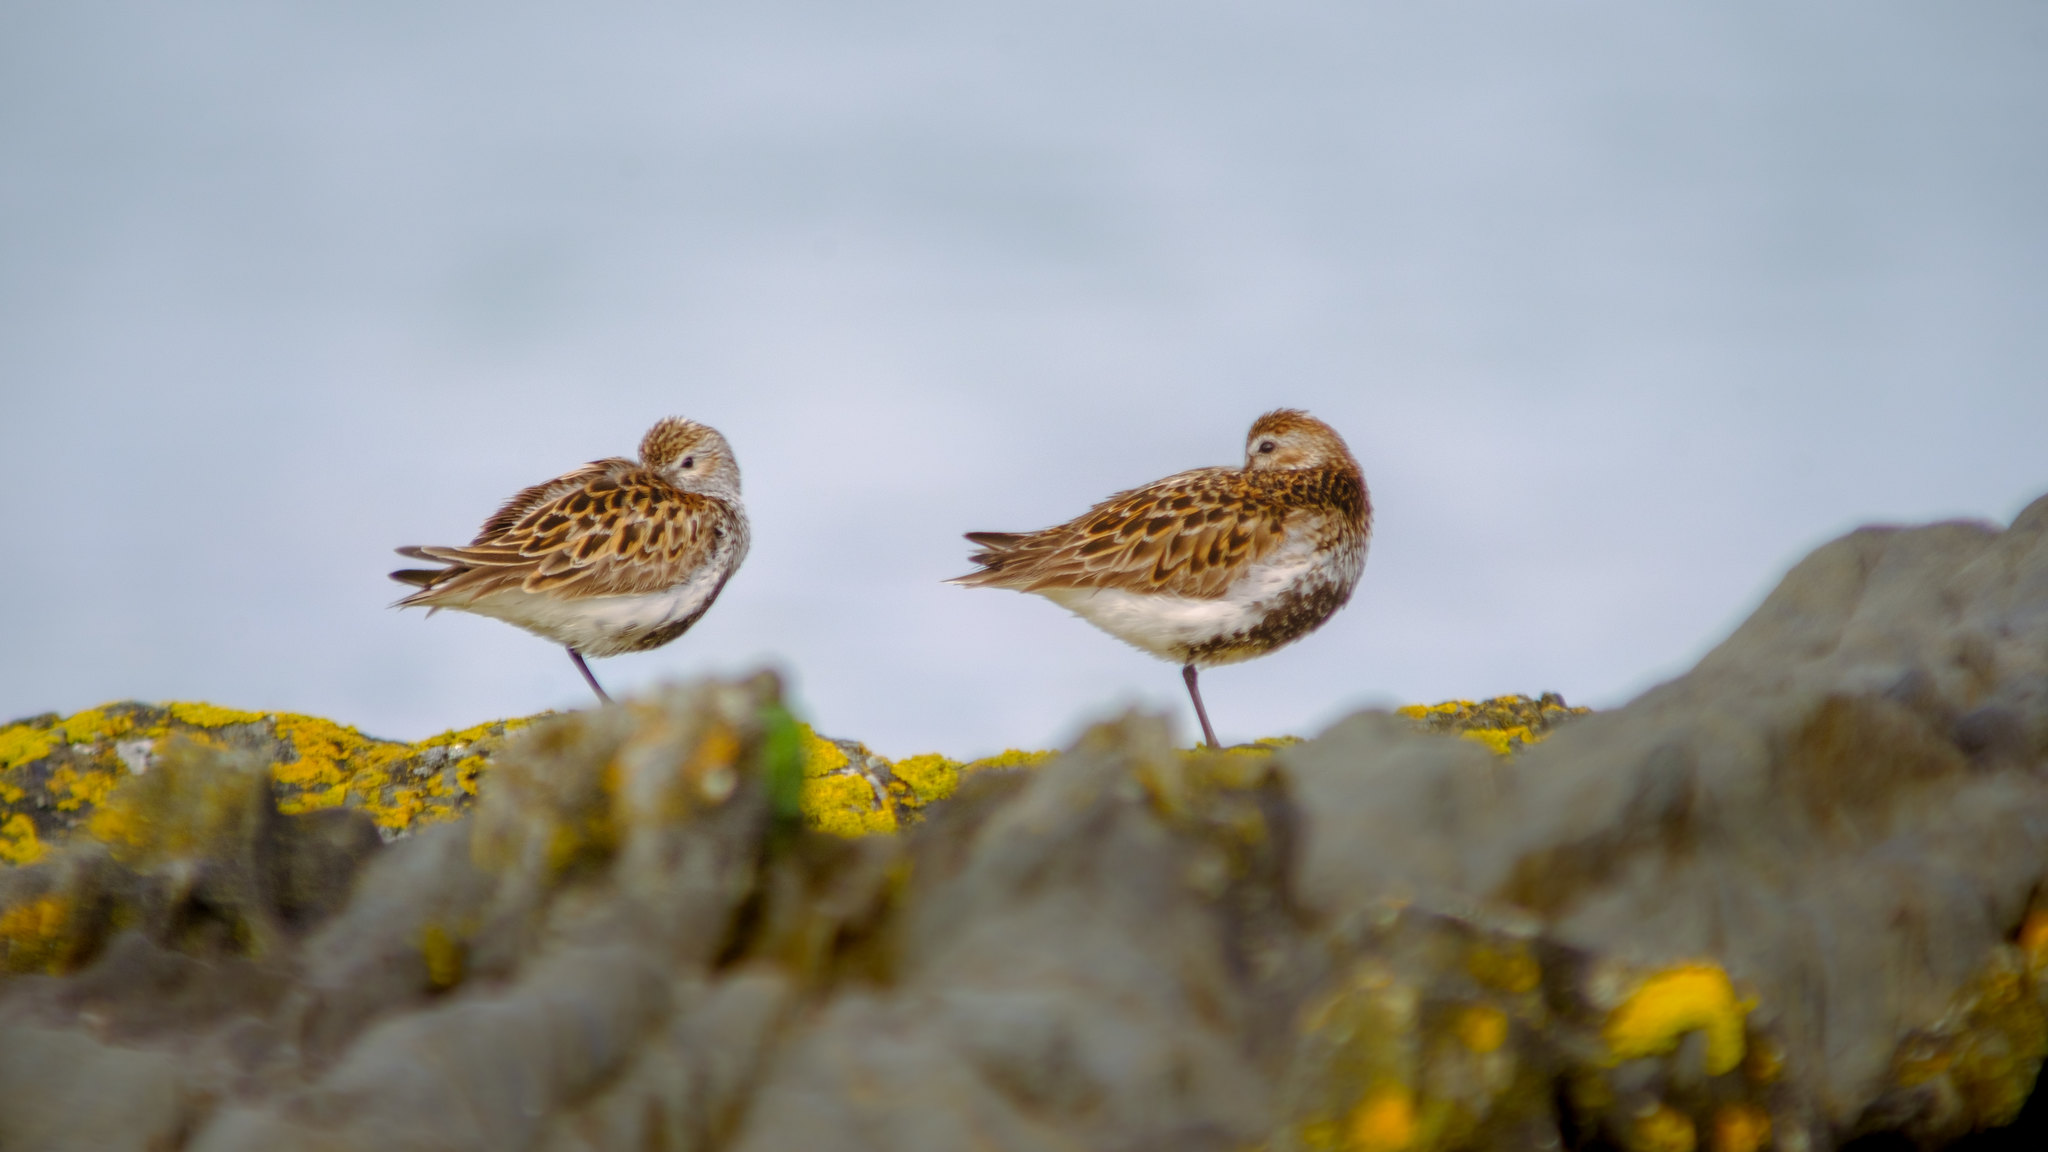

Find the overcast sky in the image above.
[{"left": 3, "top": 2, "right": 2044, "bottom": 757}]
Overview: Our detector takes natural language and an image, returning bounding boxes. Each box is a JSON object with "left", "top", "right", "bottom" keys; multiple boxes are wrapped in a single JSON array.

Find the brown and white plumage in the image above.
[
  {"left": 391, "top": 417, "right": 748, "bottom": 700},
  {"left": 951, "top": 409, "right": 1370, "bottom": 745}
]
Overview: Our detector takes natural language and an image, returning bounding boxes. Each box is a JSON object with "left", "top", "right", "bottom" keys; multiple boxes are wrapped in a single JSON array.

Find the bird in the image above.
[
  {"left": 950, "top": 409, "right": 1370, "bottom": 748},
  {"left": 390, "top": 417, "right": 749, "bottom": 705}
]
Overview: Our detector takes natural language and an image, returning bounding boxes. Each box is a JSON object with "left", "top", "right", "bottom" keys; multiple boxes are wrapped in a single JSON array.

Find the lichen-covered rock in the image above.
[
  {"left": 0, "top": 493, "right": 2043, "bottom": 1152},
  {"left": 1, "top": 693, "right": 1581, "bottom": 861},
  {"left": 1283, "top": 494, "right": 2048, "bottom": 1149},
  {"left": 1397, "top": 692, "right": 1592, "bottom": 754},
  {"left": 791, "top": 696, "right": 1582, "bottom": 838},
  {"left": 0, "top": 702, "right": 534, "bottom": 861}
]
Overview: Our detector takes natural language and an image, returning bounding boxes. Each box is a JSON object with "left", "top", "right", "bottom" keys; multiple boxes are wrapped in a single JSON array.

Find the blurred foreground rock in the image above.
[{"left": 0, "top": 493, "right": 2045, "bottom": 1151}]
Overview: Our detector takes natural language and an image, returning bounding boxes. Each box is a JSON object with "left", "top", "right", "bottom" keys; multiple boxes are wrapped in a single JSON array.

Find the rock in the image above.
[
  {"left": 1285, "top": 495, "right": 2048, "bottom": 1148},
  {"left": 0, "top": 702, "right": 534, "bottom": 863},
  {"left": 0, "top": 494, "right": 2041, "bottom": 1151},
  {"left": 0, "top": 1025, "right": 197, "bottom": 1152},
  {"left": 0, "top": 692, "right": 1575, "bottom": 855}
]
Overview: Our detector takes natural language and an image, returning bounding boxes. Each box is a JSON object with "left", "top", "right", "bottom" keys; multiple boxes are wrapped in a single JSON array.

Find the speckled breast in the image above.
[{"left": 1184, "top": 531, "right": 1366, "bottom": 666}]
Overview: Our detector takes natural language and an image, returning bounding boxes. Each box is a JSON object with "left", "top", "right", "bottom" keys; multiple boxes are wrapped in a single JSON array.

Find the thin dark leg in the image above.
[
  {"left": 1182, "top": 663, "right": 1219, "bottom": 749},
  {"left": 568, "top": 648, "right": 613, "bottom": 705}
]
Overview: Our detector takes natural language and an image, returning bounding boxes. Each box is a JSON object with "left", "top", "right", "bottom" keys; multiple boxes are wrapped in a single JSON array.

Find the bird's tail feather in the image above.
[{"left": 949, "top": 530, "right": 1029, "bottom": 586}]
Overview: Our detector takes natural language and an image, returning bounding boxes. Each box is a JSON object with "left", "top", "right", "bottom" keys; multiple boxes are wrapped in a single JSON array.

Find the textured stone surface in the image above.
[
  {"left": 0, "top": 702, "right": 532, "bottom": 862},
  {"left": 0, "top": 494, "right": 2044, "bottom": 1151}
]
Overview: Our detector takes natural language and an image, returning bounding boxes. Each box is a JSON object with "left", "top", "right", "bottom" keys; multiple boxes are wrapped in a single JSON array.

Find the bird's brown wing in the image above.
[
  {"left": 953, "top": 467, "right": 1289, "bottom": 599},
  {"left": 470, "top": 458, "right": 625, "bottom": 542},
  {"left": 395, "top": 465, "right": 741, "bottom": 604}
]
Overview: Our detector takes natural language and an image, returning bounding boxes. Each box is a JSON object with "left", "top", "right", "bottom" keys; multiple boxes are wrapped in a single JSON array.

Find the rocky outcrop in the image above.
[
  {"left": 1282, "top": 496, "right": 2048, "bottom": 1149},
  {"left": 0, "top": 703, "right": 533, "bottom": 862},
  {"left": 0, "top": 694, "right": 1581, "bottom": 851},
  {"left": 0, "top": 494, "right": 2043, "bottom": 1151}
]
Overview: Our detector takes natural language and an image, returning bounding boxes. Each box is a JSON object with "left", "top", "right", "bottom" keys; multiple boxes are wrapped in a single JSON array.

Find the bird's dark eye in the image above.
[
  {"left": 680, "top": 456, "right": 695, "bottom": 468},
  {"left": 1258, "top": 440, "right": 1277, "bottom": 454}
]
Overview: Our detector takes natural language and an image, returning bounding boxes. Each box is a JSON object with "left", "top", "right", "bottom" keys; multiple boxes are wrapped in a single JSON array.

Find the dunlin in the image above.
[
  {"left": 951, "top": 409, "right": 1370, "bottom": 747},
  {"left": 391, "top": 417, "right": 749, "bottom": 704}
]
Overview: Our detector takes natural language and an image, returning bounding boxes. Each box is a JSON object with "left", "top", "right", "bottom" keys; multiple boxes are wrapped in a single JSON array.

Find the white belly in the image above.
[
  {"left": 1041, "top": 585, "right": 1268, "bottom": 664},
  {"left": 463, "top": 566, "right": 727, "bottom": 657},
  {"left": 1038, "top": 531, "right": 1362, "bottom": 666}
]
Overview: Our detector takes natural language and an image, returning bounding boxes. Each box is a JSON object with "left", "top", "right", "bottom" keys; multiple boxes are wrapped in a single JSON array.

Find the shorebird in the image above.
[
  {"left": 951, "top": 409, "right": 1370, "bottom": 748},
  {"left": 390, "top": 417, "right": 749, "bottom": 704}
]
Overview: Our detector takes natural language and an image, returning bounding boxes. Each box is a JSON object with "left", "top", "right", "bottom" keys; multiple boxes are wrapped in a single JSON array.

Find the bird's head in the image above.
[
  {"left": 641, "top": 417, "right": 742, "bottom": 498},
  {"left": 1243, "top": 409, "right": 1358, "bottom": 473}
]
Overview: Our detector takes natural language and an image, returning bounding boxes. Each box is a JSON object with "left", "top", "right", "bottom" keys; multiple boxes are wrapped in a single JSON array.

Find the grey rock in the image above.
[{"left": 1, "top": 497, "right": 2046, "bottom": 1151}]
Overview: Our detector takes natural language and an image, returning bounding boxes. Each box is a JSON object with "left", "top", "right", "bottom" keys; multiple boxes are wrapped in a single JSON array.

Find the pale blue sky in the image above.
[{"left": 3, "top": 2, "right": 2044, "bottom": 756}]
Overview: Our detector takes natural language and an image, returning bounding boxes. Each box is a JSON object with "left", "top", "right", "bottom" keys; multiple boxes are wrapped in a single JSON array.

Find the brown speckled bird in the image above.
[
  {"left": 950, "top": 409, "right": 1371, "bottom": 747},
  {"left": 390, "top": 417, "right": 749, "bottom": 704}
]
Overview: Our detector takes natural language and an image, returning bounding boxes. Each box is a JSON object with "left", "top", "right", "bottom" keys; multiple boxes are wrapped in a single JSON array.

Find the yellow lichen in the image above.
[
  {"left": 165, "top": 702, "right": 266, "bottom": 728},
  {"left": 1288, "top": 960, "right": 1445, "bottom": 1152},
  {"left": 1456, "top": 1004, "right": 1509, "bottom": 1054},
  {"left": 420, "top": 716, "right": 535, "bottom": 748},
  {"left": 0, "top": 813, "right": 45, "bottom": 865},
  {"left": 800, "top": 726, "right": 850, "bottom": 776},
  {"left": 1457, "top": 728, "right": 1530, "bottom": 756},
  {"left": 421, "top": 923, "right": 465, "bottom": 990},
  {"left": 1711, "top": 1105, "right": 1770, "bottom": 1152},
  {"left": 3, "top": 703, "right": 544, "bottom": 861},
  {"left": 0, "top": 894, "right": 70, "bottom": 973},
  {"left": 8, "top": 697, "right": 1578, "bottom": 863},
  {"left": 1929, "top": 958, "right": 2048, "bottom": 1129},
  {"left": 801, "top": 738, "right": 1078, "bottom": 837},
  {"left": 85, "top": 746, "right": 266, "bottom": 863},
  {"left": 1467, "top": 941, "right": 1541, "bottom": 995},
  {"left": 1397, "top": 701, "right": 1475, "bottom": 720},
  {"left": 453, "top": 754, "right": 488, "bottom": 796},
  {"left": 796, "top": 725, "right": 893, "bottom": 836},
  {"left": 888, "top": 753, "right": 961, "bottom": 808},
  {"left": 962, "top": 748, "right": 1057, "bottom": 772},
  {"left": 46, "top": 763, "right": 121, "bottom": 813},
  {"left": 0, "top": 724, "right": 60, "bottom": 773},
  {"left": 1893, "top": 1039, "right": 1953, "bottom": 1088},
  {"left": 1398, "top": 695, "right": 1590, "bottom": 756},
  {"left": 1346, "top": 1085, "right": 1418, "bottom": 1152},
  {"left": 1604, "top": 965, "right": 1751, "bottom": 1076},
  {"left": 1632, "top": 1104, "right": 1698, "bottom": 1152},
  {"left": 53, "top": 704, "right": 142, "bottom": 746},
  {"left": 271, "top": 713, "right": 401, "bottom": 816},
  {"left": 2020, "top": 910, "right": 2048, "bottom": 973},
  {"left": 541, "top": 756, "right": 623, "bottom": 875},
  {"left": 803, "top": 774, "right": 895, "bottom": 838}
]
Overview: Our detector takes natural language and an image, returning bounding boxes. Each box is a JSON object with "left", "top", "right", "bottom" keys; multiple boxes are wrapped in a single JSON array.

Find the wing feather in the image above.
[
  {"left": 471, "top": 459, "right": 625, "bottom": 541},
  {"left": 951, "top": 467, "right": 1291, "bottom": 599},
  {"left": 394, "top": 464, "right": 742, "bottom": 606}
]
